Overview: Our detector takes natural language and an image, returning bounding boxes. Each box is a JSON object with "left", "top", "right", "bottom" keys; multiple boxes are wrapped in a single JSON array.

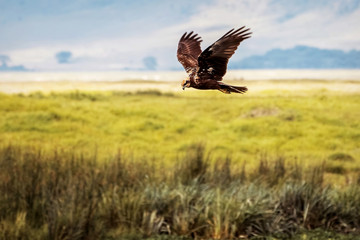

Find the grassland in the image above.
[
  {"left": 0, "top": 87, "right": 359, "bottom": 179},
  {"left": 0, "top": 81, "right": 359, "bottom": 239}
]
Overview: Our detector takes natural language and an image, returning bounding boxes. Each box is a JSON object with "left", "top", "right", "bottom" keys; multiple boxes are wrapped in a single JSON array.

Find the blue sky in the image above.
[{"left": 0, "top": 0, "right": 359, "bottom": 71}]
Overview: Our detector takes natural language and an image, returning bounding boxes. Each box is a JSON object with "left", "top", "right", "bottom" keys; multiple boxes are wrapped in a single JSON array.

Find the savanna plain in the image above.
[{"left": 0, "top": 76, "right": 360, "bottom": 239}]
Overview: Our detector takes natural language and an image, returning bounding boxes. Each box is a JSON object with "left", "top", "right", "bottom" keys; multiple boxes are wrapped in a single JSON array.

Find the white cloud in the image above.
[
  {"left": 171, "top": 0, "right": 360, "bottom": 53},
  {"left": 2, "top": 0, "right": 360, "bottom": 70}
]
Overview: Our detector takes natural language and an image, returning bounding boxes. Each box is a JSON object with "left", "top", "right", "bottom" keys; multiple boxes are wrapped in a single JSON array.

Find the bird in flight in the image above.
[{"left": 177, "top": 26, "right": 251, "bottom": 94}]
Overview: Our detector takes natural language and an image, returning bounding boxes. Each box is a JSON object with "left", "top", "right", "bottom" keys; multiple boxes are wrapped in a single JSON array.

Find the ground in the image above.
[{"left": 0, "top": 74, "right": 359, "bottom": 239}]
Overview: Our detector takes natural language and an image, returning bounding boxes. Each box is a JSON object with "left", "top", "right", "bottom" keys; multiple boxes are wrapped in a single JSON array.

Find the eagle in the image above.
[{"left": 177, "top": 26, "right": 251, "bottom": 94}]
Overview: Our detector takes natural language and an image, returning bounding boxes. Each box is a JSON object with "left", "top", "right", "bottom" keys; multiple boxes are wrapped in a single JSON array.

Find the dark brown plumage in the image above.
[{"left": 177, "top": 26, "right": 252, "bottom": 94}]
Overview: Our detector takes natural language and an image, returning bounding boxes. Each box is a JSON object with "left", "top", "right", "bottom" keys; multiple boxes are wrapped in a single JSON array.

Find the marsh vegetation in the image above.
[{"left": 0, "top": 86, "right": 359, "bottom": 239}]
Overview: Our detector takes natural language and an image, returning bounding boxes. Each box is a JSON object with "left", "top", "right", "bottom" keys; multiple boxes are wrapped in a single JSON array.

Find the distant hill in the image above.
[
  {"left": 0, "top": 63, "right": 28, "bottom": 71},
  {"left": 229, "top": 45, "right": 360, "bottom": 69},
  {"left": 0, "top": 54, "right": 28, "bottom": 71}
]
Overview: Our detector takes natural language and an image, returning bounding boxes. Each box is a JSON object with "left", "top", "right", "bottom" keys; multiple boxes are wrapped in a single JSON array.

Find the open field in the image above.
[
  {"left": 0, "top": 76, "right": 360, "bottom": 239},
  {"left": 2, "top": 79, "right": 360, "bottom": 94},
  {"left": 1, "top": 70, "right": 360, "bottom": 94},
  {"left": 0, "top": 82, "right": 359, "bottom": 180}
]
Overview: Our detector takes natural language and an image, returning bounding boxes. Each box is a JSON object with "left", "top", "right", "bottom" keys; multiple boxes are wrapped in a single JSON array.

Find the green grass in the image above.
[
  {"left": 0, "top": 86, "right": 359, "bottom": 239},
  {"left": 0, "top": 89, "right": 359, "bottom": 180}
]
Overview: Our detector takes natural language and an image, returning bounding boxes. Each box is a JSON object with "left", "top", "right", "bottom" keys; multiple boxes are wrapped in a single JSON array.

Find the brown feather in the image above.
[
  {"left": 218, "top": 82, "right": 247, "bottom": 94},
  {"left": 197, "top": 26, "right": 252, "bottom": 81},
  {"left": 177, "top": 31, "right": 203, "bottom": 74}
]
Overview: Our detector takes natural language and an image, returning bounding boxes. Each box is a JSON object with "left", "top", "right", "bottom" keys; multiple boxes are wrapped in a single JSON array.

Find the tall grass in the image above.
[
  {"left": 0, "top": 144, "right": 359, "bottom": 239},
  {"left": 0, "top": 89, "right": 359, "bottom": 239}
]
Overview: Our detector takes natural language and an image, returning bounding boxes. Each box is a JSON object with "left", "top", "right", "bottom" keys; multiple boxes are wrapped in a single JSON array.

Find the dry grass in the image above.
[{"left": 0, "top": 145, "right": 359, "bottom": 239}]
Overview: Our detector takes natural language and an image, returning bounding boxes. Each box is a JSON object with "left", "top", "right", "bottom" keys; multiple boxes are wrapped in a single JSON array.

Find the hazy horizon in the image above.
[{"left": 1, "top": 69, "right": 360, "bottom": 83}]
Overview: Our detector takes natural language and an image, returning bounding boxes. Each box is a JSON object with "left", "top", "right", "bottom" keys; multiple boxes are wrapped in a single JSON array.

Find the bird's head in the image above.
[{"left": 181, "top": 78, "right": 191, "bottom": 90}]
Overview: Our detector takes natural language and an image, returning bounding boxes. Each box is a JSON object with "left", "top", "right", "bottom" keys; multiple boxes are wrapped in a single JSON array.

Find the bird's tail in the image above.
[{"left": 218, "top": 83, "right": 248, "bottom": 94}]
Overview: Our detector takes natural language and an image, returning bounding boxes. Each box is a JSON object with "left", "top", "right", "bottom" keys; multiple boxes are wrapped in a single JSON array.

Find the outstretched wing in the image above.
[
  {"left": 177, "top": 31, "right": 202, "bottom": 75},
  {"left": 197, "top": 27, "right": 251, "bottom": 81}
]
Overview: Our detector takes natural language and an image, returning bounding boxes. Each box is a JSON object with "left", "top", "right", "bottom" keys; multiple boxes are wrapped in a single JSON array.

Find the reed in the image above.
[{"left": 0, "top": 145, "right": 359, "bottom": 239}]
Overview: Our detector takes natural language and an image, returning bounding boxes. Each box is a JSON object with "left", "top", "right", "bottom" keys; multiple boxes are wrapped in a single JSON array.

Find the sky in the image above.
[{"left": 0, "top": 0, "right": 359, "bottom": 71}]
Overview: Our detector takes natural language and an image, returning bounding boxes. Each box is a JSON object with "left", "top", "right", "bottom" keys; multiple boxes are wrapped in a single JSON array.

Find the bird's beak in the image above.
[{"left": 182, "top": 85, "right": 186, "bottom": 90}]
